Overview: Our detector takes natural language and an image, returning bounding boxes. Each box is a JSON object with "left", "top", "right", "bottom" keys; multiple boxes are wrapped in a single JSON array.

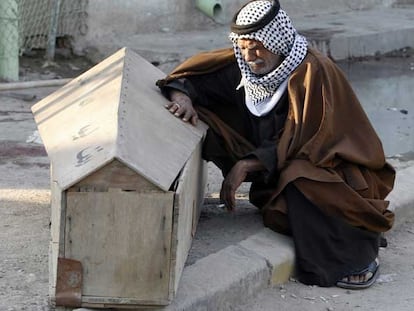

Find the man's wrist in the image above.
[
  {"left": 238, "top": 158, "right": 265, "bottom": 173},
  {"left": 170, "top": 90, "right": 190, "bottom": 103}
]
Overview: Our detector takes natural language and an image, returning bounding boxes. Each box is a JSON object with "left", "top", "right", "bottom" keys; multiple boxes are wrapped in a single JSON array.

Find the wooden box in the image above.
[{"left": 31, "top": 48, "right": 208, "bottom": 308}]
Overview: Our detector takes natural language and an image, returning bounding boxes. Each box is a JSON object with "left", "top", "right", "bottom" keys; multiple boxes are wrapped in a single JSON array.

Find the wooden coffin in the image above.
[{"left": 32, "top": 47, "right": 208, "bottom": 308}]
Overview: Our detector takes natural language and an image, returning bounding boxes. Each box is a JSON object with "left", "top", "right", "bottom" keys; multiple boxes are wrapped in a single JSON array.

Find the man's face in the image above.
[{"left": 237, "top": 39, "right": 283, "bottom": 75}]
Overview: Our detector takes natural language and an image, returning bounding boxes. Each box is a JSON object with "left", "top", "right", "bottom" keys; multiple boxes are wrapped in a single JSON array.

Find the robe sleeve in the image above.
[{"left": 158, "top": 78, "right": 199, "bottom": 103}]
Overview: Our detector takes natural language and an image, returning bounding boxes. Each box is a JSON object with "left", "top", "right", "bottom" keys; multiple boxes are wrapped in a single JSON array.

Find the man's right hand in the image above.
[
  {"left": 165, "top": 90, "right": 198, "bottom": 126},
  {"left": 220, "top": 158, "right": 266, "bottom": 211}
]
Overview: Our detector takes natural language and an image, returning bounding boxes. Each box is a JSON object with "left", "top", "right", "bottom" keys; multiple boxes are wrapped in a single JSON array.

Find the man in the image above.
[{"left": 156, "top": 0, "right": 395, "bottom": 289}]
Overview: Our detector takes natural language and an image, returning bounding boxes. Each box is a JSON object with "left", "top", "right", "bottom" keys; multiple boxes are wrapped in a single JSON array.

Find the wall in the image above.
[
  {"left": 282, "top": 0, "right": 395, "bottom": 13},
  {"left": 72, "top": 0, "right": 399, "bottom": 60}
]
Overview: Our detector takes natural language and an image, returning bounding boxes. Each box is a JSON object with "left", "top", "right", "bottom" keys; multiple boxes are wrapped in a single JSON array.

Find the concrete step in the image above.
[
  {"left": 93, "top": 6, "right": 414, "bottom": 74},
  {"left": 295, "top": 6, "right": 414, "bottom": 60},
  {"left": 162, "top": 164, "right": 414, "bottom": 311}
]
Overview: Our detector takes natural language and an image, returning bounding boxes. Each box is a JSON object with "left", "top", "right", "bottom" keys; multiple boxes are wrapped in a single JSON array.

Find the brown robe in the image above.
[{"left": 157, "top": 47, "right": 395, "bottom": 233}]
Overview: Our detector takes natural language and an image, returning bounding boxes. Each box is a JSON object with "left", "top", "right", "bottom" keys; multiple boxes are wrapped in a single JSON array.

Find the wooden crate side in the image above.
[
  {"left": 67, "top": 159, "right": 159, "bottom": 192},
  {"left": 49, "top": 175, "right": 67, "bottom": 306},
  {"left": 65, "top": 191, "right": 174, "bottom": 304},
  {"left": 193, "top": 158, "right": 208, "bottom": 236},
  {"left": 170, "top": 140, "right": 207, "bottom": 296}
]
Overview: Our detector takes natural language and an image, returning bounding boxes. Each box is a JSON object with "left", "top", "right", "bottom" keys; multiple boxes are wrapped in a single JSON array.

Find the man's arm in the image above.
[{"left": 220, "top": 158, "right": 266, "bottom": 211}]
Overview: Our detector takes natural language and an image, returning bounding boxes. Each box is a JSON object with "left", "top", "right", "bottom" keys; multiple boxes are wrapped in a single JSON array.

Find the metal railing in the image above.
[{"left": 0, "top": 0, "right": 88, "bottom": 81}]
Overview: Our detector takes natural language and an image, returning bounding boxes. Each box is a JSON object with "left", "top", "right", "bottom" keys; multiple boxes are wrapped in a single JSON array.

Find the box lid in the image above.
[{"left": 32, "top": 48, "right": 207, "bottom": 191}]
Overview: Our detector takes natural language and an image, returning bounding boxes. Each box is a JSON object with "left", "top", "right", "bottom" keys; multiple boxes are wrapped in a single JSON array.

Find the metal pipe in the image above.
[
  {"left": 46, "top": 0, "right": 62, "bottom": 61},
  {"left": 195, "top": 0, "right": 225, "bottom": 24}
]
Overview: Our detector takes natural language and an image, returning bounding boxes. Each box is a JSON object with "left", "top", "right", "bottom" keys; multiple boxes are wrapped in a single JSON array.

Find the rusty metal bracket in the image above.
[{"left": 56, "top": 257, "right": 83, "bottom": 307}]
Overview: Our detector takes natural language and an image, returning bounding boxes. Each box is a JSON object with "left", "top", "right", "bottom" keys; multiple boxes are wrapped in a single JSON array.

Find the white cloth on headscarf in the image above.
[
  {"left": 243, "top": 77, "right": 288, "bottom": 117},
  {"left": 229, "top": 0, "right": 307, "bottom": 116}
]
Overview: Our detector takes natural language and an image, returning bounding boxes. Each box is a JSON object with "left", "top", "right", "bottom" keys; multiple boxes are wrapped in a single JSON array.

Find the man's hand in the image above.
[
  {"left": 165, "top": 90, "right": 198, "bottom": 126},
  {"left": 220, "top": 158, "right": 265, "bottom": 211}
]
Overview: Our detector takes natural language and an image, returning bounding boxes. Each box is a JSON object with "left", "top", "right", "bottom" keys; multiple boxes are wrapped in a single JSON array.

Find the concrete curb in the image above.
[
  {"left": 166, "top": 244, "right": 270, "bottom": 311},
  {"left": 165, "top": 230, "right": 294, "bottom": 311},
  {"left": 387, "top": 165, "right": 414, "bottom": 228}
]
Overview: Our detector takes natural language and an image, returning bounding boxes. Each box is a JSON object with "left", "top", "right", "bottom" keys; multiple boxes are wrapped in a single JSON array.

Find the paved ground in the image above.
[
  {"left": 1, "top": 49, "right": 413, "bottom": 311},
  {"left": 235, "top": 220, "right": 414, "bottom": 311},
  {"left": 1, "top": 5, "right": 414, "bottom": 310}
]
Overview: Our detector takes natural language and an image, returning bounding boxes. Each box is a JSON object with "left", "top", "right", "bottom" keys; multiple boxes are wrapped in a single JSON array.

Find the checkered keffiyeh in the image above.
[{"left": 229, "top": 0, "right": 307, "bottom": 115}]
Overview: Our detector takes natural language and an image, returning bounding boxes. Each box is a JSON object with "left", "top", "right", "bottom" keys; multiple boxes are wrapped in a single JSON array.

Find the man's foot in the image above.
[{"left": 336, "top": 258, "right": 379, "bottom": 290}]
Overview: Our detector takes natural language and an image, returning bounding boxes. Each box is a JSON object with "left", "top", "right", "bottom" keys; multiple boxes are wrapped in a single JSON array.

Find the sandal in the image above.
[{"left": 336, "top": 259, "right": 379, "bottom": 290}]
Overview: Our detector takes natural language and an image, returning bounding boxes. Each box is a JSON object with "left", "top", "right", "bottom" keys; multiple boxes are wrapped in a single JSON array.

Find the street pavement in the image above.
[{"left": 0, "top": 4, "right": 414, "bottom": 311}]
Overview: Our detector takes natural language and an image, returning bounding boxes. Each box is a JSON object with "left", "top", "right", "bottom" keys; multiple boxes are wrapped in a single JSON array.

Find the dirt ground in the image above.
[{"left": 0, "top": 48, "right": 413, "bottom": 311}]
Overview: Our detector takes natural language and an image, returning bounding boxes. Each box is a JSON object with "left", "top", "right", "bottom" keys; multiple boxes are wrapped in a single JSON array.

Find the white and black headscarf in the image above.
[{"left": 229, "top": 0, "right": 308, "bottom": 116}]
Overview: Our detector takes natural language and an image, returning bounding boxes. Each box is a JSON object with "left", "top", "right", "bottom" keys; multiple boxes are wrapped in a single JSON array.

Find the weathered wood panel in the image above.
[
  {"left": 32, "top": 47, "right": 208, "bottom": 192},
  {"left": 36, "top": 47, "right": 209, "bottom": 308},
  {"left": 117, "top": 49, "right": 208, "bottom": 191},
  {"left": 32, "top": 50, "right": 125, "bottom": 190},
  {"left": 81, "top": 296, "right": 169, "bottom": 308},
  {"left": 49, "top": 173, "right": 66, "bottom": 306},
  {"left": 68, "top": 159, "right": 159, "bottom": 192},
  {"left": 170, "top": 140, "right": 207, "bottom": 295},
  {"left": 65, "top": 191, "right": 174, "bottom": 302}
]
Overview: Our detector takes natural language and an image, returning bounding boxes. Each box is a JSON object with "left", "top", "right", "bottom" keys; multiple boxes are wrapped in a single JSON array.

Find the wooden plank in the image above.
[
  {"left": 50, "top": 177, "right": 65, "bottom": 246},
  {"left": 170, "top": 140, "right": 207, "bottom": 296},
  {"left": 64, "top": 191, "right": 174, "bottom": 303},
  {"left": 32, "top": 47, "right": 207, "bottom": 192},
  {"left": 116, "top": 48, "right": 208, "bottom": 191},
  {"left": 67, "top": 160, "right": 159, "bottom": 192},
  {"left": 32, "top": 49, "right": 126, "bottom": 190},
  {"left": 49, "top": 173, "right": 67, "bottom": 306},
  {"left": 81, "top": 296, "right": 169, "bottom": 308},
  {"left": 193, "top": 157, "right": 208, "bottom": 236},
  {"left": 49, "top": 242, "right": 57, "bottom": 305}
]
